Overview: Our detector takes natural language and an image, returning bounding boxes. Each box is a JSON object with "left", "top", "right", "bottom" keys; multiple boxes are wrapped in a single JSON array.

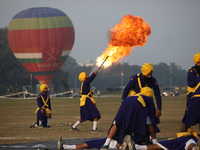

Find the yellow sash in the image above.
[
  {"left": 80, "top": 83, "right": 96, "bottom": 106},
  {"left": 137, "top": 73, "right": 143, "bottom": 89},
  {"left": 35, "top": 95, "right": 51, "bottom": 117},
  {"left": 40, "top": 95, "right": 49, "bottom": 108},
  {"left": 129, "top": 73, "right": 147, "bottom": 97},
  {"left": 193, "top": 94, "right": 200, "bottom": 98},
  {"left": 177, "top": 129, "right": 198, "bottom": 139},
  {"left": 186, "top": 68, "right": 199, "bottom": 96},
  {"left": 131, "top": 94, "right": 146, "bottom": 107},
  {"left": 194, "top": 82, "right": 200, "bottom": 92},
  {"left": 187, "top": 82, "right": 200, "bottom": 98},
  {"left": 187, "top": 86, "right": 196, "bottom": 94},
  {"left": 129, "top": 90, "right": 137, "bottom": 96},
  {"left": 168, "top": 129, "right": 198, "bottom": 140},
  {"left": 137, "top": 95, "right": 146, "bottom": 107}
]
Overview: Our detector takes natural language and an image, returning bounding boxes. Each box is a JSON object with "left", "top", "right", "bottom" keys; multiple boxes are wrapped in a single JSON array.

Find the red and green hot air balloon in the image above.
[{"left": 7, "top": 7, "right": 75, "bottom": 86}]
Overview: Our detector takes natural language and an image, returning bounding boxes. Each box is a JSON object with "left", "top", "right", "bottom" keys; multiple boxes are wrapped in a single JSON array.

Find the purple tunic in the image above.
[
  {"left": 122, "top": 73, "right": 162, "bottom": 110},
  {"left": 182, "top": 96, "right": 200, "bottom": 126},
  {"left": 156, "top": 136, "right": 197, "bottom": 150},
  {"left": 80, "top": 98, "right": 101, "bottom": 122},
  {"left": 110, "top": 96, "right": 149, "bottom": 143},
  {"left": 36, "top": 93, "right": 51, "bottom": 127},
  {"left": 85, "top": 138, "right": 118, "bottom": 149},
  {"left": 142, "top": 95, "right": 160, "bottom": 126},
  {"left": 85, "top": 138, "right": 106, "bottom": 149},
  {"left": 182, "top": 67, "right": 199, "bottom": 122},
  {"left": 182, "top": 76, "right": 200, "bottom": 126},
  {"left": 107, "top": 95, "right": 160, "bottom": 143},
  {"left": 80, "top": 73, "right": 101, "bottom": 122}
]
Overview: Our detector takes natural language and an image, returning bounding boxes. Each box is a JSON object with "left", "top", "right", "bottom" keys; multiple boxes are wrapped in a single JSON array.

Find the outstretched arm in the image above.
[{"left": 84, "top": 72, "right": 98, "bottom": 85}]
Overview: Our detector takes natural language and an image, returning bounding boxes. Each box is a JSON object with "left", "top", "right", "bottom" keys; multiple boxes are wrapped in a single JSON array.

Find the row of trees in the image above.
[
  {"left": 0, "top": 27, "right": 188, "bottom": 95},
  {"left": 63, "top": 57, "right": 187, "bottom": 91}
]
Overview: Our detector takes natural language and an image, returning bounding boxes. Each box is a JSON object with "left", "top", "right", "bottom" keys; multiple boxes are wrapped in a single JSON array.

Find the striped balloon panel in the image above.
[
  {"left": 8, "top": 27, "right": 74, "bottom": 72},
  {"left": 7, "top": 7, "right": 75, "bottom": 85}
]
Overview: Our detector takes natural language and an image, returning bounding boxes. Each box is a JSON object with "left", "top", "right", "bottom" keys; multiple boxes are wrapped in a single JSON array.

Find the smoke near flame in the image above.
[{"left": 96, "top": 14, "right": 151, "bottom": 68}]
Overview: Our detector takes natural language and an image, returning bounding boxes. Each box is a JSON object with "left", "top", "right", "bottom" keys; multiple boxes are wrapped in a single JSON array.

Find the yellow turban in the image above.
[
  {"left": 40, "top": 84, "right": 48, "bottom": 92},
  {"left": 141, "top": 63, "right": 154, "bottom": 75},
  {"left": 193, "top": 53, "right": 200, "bottom": 64},
  {"left": 79, "top": 72, "right": 86, "bottom": 82},
  {"left": 140, "top": 87, "right": 153, "bottom": 98}
]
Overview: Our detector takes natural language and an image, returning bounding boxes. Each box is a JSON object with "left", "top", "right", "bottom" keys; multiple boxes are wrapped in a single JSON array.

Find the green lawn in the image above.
[{"left": 0, "top": 95, "right": 199, "bottom": 145}]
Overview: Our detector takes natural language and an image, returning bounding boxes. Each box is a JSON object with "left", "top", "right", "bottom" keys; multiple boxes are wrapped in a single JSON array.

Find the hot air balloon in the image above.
[{"left": 7, "top": 7, "right": 75, "bottom": 86}]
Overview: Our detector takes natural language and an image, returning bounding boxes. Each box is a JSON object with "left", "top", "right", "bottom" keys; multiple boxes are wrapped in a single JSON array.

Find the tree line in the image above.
[
  {"left": 0, "top": 27, "right": 187, "bottom": 95},
  {"left": 63, "top": 57, "right": 187, "bottom": 92}
]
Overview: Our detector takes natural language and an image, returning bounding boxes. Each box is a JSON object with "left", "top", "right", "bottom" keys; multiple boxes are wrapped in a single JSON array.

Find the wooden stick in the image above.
[{"left": 97, "top": 56, "right": 109, "bottom": 72}]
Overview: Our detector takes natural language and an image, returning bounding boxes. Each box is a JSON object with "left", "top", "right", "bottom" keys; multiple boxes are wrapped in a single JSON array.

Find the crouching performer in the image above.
[
  {"left": 71, "top": 71, "right": 102, "bottom": 132},
  {"left": 35, "top": 84, "right": 51, "bottom": 127},
  {"left": 135, "top": 129, "right": 198, "bottom": 150},
  {"left": 101, "top": 87, "right": 160, "bottom": 149}
]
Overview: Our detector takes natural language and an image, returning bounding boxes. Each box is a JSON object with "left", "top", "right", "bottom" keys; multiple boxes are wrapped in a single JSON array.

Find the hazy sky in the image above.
[{"left": 1, "top": 0, "right": 200, "bottom": 70}]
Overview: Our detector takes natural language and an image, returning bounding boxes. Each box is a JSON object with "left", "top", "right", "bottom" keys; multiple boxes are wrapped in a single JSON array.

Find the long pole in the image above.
[{"left": 97, "top": 56, "right": 109, "bottom": 72}]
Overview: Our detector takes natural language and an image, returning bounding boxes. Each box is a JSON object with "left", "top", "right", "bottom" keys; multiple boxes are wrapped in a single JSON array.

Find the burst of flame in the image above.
[{"left": 96, "top": 14, "right": 151, "bottom": 68}]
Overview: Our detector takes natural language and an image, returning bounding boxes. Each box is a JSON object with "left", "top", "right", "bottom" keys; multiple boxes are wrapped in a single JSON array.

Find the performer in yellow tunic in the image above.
[{"left": 71, "top": 71, "right": 102, "bottom": 133}]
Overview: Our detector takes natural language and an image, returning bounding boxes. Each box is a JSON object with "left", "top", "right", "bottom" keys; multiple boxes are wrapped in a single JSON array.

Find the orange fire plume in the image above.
[{"left": 96, "top": 14, "right": 151, "bottom": 68}]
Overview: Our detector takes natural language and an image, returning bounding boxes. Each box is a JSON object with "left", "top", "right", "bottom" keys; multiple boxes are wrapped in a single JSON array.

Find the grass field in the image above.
[{"left": 0, "top": 95, "right": 199, "bottom": 145}]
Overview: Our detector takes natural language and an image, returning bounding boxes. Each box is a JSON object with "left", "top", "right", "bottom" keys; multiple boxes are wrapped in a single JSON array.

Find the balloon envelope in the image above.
[{"left": 8, "top": 7, "right": 75, "bottom": 85}]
